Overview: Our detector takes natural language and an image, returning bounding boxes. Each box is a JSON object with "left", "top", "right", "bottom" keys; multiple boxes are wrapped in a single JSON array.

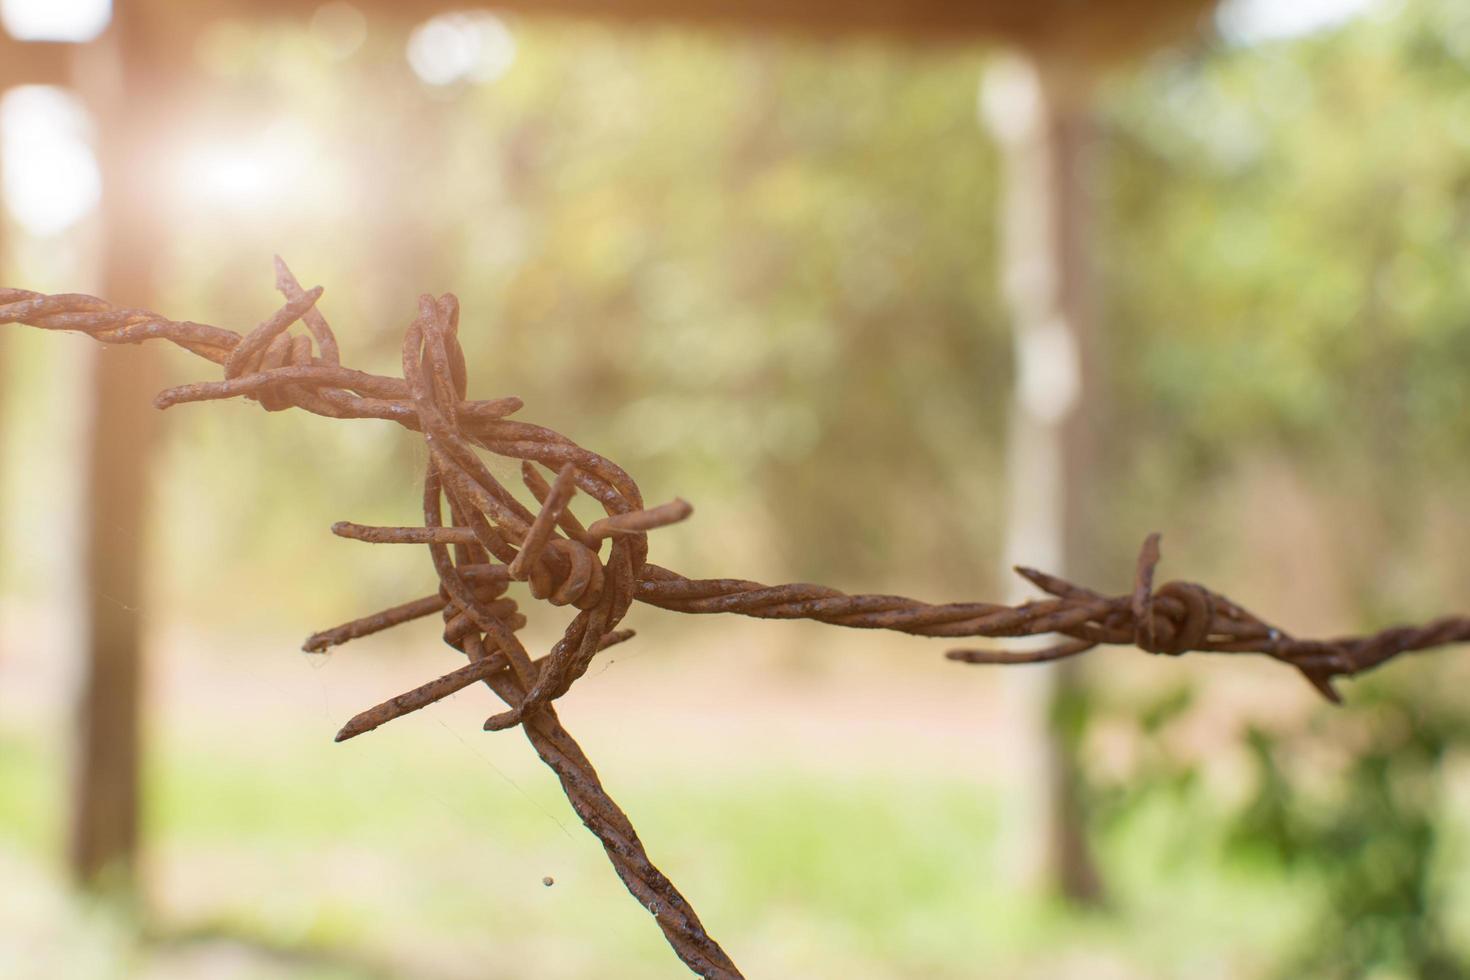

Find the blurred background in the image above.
[{"left": 4, "top": 0, "right": 1470, "bottom": 976}]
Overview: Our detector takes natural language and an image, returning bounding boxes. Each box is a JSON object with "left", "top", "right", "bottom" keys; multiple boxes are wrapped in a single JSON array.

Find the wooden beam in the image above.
[
  {"left": 0, "top": 0, "right": 1216, "bottom": 90},
  {"left": 147, "top": 0, "right": 1212, "bottom": 54},
  {"left": 481, "top": 0, "right": 1213, "bottom": 55}
]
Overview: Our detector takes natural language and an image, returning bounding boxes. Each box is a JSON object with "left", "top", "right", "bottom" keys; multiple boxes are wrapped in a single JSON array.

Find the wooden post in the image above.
[
  {"left": 0, "top": 39, "right": 73, "bottom": 87},
  {"left": 981, "top": 50, "right": 1105, "bottom": 905},
  {"left": 0, "top": 85, "right": 7, "bottom": 623},
  {"left": 65, "top": 3, "right": 166, "bottom": 894}
]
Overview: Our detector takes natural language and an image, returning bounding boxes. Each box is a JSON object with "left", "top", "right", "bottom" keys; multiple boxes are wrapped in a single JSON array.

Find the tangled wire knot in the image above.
[{"left": 5, "top": 260, "right": 1469, "bottom": 979}]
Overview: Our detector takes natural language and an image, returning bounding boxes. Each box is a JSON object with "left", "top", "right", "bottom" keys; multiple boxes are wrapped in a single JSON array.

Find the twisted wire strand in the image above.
[{"left": 6, "top": 264, "right": 1470, "bottom": 978}]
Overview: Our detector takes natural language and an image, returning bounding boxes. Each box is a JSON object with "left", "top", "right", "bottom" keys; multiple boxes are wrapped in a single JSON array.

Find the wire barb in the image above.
[{"left": 587, "top": 498, "right": 693, "bottom": 538}]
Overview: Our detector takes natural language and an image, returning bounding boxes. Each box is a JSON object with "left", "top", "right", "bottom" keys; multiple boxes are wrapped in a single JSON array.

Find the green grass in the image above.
[
  {"left": 0, "top": 729, "right": 53, "bottom": 853},
  {"left": 0, "top": 716, "right": 1344, "bottom": 979},
  {"left": 138, "top": 728, "right": 1019, "bottom": 977}
]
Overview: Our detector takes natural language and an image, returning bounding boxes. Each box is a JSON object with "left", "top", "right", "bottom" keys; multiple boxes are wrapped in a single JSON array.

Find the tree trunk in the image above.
[{"left": 981, "top": 50, "right": 1105, "bottom": 906}]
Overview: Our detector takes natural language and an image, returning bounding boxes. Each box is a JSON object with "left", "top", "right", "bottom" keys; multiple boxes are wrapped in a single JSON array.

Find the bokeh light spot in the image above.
[
  {"left": 0, "top": 0, "right": 110, "bottom": 42},
  {"left": 406, "top": 10, "right": 515, "bottom": 87},
  {"left": 173, "top": 120, "right": 313, "bottom": 212},
  {"left": 0, "top": 86, "right": 101, "bottom": 237}
]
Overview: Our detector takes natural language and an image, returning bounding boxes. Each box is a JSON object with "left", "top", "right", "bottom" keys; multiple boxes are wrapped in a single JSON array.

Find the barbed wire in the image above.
[{"left": 4, "top": 261, "right": 1467, "bottom": 978}]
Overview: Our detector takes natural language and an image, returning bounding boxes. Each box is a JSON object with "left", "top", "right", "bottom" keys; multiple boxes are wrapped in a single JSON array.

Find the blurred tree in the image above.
[{"left": 982, "top": 51, "right": 1106, "bottom": 905}]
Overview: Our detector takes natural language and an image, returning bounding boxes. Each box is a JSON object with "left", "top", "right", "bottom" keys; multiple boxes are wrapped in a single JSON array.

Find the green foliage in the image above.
[
  {"left": 1107, "top": 0, "right": 1470, "bottom": 486},
  {"left": 1226, "top": 680, "right": 1470, "bottom": 979},
  {"left": 1079, "top": 680, "right": 1201, "bottom": 831},
  {"left": 1065, "top": 657, "right": 1470, "bottom": 979}
]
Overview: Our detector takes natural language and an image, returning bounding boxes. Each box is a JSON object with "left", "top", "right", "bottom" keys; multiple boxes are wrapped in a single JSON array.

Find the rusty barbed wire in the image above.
[{"left": 4, "top": 261, "right": 1468, "bottom": 978}]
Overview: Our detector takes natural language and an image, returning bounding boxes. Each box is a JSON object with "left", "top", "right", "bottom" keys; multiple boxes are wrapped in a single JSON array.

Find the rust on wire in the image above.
[{"left": 5, "top": 262, "right": 1469, "bottom": 978}]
